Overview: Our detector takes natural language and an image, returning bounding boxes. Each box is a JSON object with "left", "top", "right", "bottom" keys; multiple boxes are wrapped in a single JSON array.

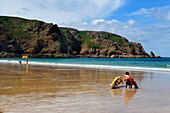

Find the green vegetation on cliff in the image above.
[
  {"left": 79, "top": 31, "right": 101, "bottom": 49},
  {"left": 0, "top": 16, "right": 150, "bottom": 58}
]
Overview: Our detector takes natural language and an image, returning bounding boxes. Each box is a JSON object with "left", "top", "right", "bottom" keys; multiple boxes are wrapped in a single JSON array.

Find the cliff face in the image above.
[{"left": 0, "top": 16, "right": 150, "bottom": 58}]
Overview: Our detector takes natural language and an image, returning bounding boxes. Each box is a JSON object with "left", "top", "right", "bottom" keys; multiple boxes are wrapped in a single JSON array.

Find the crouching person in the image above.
[
  {"left": 124, "top": 72, "right": 139, "bottom": 89},
  {"left": 111, "top": 76, "right": 123, "bottom": 89}
]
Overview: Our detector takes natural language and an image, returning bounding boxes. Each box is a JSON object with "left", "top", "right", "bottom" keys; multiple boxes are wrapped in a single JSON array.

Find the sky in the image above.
[{"left": 0, "top": 0, "right": 170, "bottom": 57}]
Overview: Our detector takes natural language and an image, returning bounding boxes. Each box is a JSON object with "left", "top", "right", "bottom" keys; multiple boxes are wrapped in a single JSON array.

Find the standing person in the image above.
[{"left": 124, "top": 72, "right": 139, "bottom": 89}]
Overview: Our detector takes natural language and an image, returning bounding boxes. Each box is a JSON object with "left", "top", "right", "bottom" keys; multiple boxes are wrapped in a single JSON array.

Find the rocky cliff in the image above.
[{"left": 0, "top": 16, "right": 153, "bottom": 58}]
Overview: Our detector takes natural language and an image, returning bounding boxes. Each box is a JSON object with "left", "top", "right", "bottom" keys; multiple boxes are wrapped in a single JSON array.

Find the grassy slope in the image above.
[
  {"left": 0, "top": 16, "right": 124, "bottom": 48},
  {"left": 0, "top": 16, "right": 37, "bottom": 39}
]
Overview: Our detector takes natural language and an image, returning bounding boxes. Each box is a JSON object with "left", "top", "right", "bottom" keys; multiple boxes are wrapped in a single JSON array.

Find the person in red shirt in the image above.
[{"left": 124, "top": 72, "right": 138, "bottom": 89}]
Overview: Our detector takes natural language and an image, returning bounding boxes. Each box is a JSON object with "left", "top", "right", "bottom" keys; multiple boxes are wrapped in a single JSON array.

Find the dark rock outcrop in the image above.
[
  {"left": 150, "top": 51, "right": 161, "bottom": 58},
  {"left": 0, "top": 16, "right": 154, "bottom": 58},
  {"left": 150, "top": 51, "right": 155, "bottom": 58},
  {"left": 0, "top": 24, "right": 21, "bottom": 57}
]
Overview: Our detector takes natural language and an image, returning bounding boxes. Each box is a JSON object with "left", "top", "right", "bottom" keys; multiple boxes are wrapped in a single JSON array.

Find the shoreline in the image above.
[{"left": 0, "top": 59, "right": 170, "bottom": 73}]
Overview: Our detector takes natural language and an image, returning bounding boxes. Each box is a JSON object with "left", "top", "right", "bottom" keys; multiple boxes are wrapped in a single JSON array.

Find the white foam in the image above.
[
  {"left": 56, "top": 63, "right": 170, "bottom": 72},
  {"left": 1, "top": 59, "right": 170, "bottom": 73},
  {"left": 0, "top": 60, "right": 20, "bottom": 64}
]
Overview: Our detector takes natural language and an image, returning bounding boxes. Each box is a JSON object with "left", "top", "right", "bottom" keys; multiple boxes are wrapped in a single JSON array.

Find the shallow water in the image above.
[{"left": 0, "top": 64, "right": 170, "bottom": 113}]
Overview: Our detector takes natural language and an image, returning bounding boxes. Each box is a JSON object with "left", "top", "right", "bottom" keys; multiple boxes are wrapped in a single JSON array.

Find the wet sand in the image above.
[{"left": 0, "top": 63, "right": 170, "bottom": 113}]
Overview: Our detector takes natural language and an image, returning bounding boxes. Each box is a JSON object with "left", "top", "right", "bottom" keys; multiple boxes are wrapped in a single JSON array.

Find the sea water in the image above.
[{"left": 0, "top": 57, "right": 170, "bottom": 72}]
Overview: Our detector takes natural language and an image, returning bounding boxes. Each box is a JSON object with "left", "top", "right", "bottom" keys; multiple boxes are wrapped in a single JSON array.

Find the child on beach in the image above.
[{"left": 124, "top": 72, "right": 139, "bottom": 89}]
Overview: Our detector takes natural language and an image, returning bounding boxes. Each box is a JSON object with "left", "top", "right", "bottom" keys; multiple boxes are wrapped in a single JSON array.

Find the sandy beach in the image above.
[{"left": 0, "top": 63, "right": 170, "bottom": 113}]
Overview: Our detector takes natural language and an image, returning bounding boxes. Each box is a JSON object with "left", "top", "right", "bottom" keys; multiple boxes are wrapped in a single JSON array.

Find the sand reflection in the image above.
[
  {"left": 111, "top": 88, "right": 137, "bottom": 105},
  {"left": 124, "top": 89, "right": 137, "bottom": 105},
  {"left": 111, "top": 88, "right": 123, "bottom": 96}
]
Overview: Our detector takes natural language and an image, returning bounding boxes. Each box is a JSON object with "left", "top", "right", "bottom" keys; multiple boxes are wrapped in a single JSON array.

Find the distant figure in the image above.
[
  {"left": 19, "top": 60, "right": 22, "bottom": 64},
  {"left": 123, "top": 72, "right": 138, "bottom": 89}
]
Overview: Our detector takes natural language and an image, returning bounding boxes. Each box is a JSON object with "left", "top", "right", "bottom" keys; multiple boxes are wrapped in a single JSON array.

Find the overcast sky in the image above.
[{"left": 0, "top": 0, "right": 170, "bottom": 57}]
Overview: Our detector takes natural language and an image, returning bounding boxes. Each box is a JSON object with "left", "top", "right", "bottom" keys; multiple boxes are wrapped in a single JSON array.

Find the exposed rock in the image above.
[
  {"left": 80, "top": 43, "right": 89, "bottom": 55},
  {"left": 0, "top": 16, "right": 158, "bottom": 58},
  {"left": 150, "top": 51, "right": 155, "bottom": 58}
]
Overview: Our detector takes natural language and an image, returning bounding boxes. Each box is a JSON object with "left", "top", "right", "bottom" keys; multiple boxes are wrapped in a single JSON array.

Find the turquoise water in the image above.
[{"left": 0, "top": 58, "right": 170, "bottom": 71}]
